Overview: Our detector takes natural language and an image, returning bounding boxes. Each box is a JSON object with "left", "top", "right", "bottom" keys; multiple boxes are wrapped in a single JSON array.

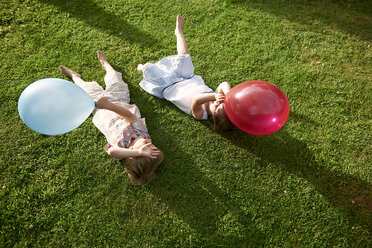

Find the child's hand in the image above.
[
  {"left": 215, "top": 93, "right": 225, "bottom": 104},
  {"left": 95, "top": 97, "right": 110, "bottom": 109},
  {"left": 138, "top": 143, "right": 161, "bottom": 158}
]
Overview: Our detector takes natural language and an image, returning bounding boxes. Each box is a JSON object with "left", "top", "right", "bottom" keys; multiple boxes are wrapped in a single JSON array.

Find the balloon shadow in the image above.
[
  {"left": 145, "top": 127, "right": 266, "bottom": 247},
  {"left": 229, "top": 0, "right": 372, "bottom": 41},
  {"left": 38, "top": 0, "right": 157, "bottom": 47},
  {"left": 220, "top": 111, "right": 372, "bottom": 229}
]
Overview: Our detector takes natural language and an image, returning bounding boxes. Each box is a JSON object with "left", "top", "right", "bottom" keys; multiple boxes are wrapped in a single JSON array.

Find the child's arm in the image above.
[
  {"left": 191, "top": 93, "right": 224, "bottom": 119},
  {"left": 216, "top": 81, "right": 231, "bottom": 95},
  {"left": 96, "top": 97, "right": 139, "bottom": 123},
  {"left": 107, "top": 143, "right": 160, "bottom": 160}
]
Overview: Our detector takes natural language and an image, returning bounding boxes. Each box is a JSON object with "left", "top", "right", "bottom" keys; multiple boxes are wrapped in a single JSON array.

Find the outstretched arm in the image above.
[
  {"left": 95, "top": 97, "right": 139, "bottom": 123},
  {"left": 107, "top": 143, "right": 160, "bottom": 160},
  {"left": 216, "top": 81, "right": 231, "bottom": 95}
]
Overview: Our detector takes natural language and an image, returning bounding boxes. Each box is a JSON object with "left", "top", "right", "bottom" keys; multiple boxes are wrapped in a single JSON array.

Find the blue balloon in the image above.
[{"left": 18, "top": 78, "right": 95, "bottom": 135}]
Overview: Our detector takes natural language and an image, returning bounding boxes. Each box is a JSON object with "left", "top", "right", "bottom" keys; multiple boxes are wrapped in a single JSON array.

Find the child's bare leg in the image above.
[
  {"left": 97, "top": 50, "right": 116, "bottom": 74},
  {"left": 175, "top": 15, "right": 188, "bottom": 55},
  {"left": 59, "top": 65, "right": 85, "bottom": 85},
  {"left": 137, "top": 15, "right": 187, "bottom": 73},
  {"left": 59, "top": 64, "right": 105, "bottom": 101}
]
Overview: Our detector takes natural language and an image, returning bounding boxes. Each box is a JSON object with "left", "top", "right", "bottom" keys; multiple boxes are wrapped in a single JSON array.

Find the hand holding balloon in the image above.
[
  {"left": 18, "top": 78, "right": 95, "bottom": 135},
  {"left": 224, "top": 81, "right": 289, "bottom": 135}
]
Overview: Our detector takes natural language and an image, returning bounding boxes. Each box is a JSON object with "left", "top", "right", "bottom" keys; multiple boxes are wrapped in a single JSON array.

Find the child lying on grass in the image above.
[
  {"left": 138, "top": 15, "right": 233, "bottom": 131},
  {"left": 59, "top": 51, "right": 163, "bottom": 186}
]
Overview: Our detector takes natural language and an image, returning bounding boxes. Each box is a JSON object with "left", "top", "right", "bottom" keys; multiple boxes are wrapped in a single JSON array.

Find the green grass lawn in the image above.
[{"left": 1, "top": 0, "right": 371, "bottom": 247}]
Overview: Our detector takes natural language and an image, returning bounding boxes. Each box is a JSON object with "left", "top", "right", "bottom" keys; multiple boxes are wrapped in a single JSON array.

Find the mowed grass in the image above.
[{"left": 1, "top": 0, "right": 371, "bottom": 247}]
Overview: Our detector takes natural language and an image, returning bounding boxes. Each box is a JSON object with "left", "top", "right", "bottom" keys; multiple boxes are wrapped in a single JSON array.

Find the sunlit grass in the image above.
[{"left": 1, "top": 0, "right": 371, "bottom": 247}]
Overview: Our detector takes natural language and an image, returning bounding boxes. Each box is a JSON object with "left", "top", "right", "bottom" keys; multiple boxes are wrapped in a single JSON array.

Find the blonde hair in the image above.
[
  {"left": 209, "top": 104, "right": 233, "bottom": 132},
  {"left": 123, "top": 151, "right": 164, "bottom": 186}
]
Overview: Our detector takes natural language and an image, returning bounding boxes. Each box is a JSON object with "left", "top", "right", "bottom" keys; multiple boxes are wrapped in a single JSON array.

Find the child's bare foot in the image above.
[
  {"left": 97, "top": 50, "right": 109, "bottom": 70},
  {"left": 137, "top": 63, "right": 151, "bottom": 72},
  {"left": 137, "top": 64, "right": 144, "bottom": 71},
  {"left": 59, "top": 65, "right": 81, "bottom": 78},
  {"left": 175, "top": 15, "right": 185, "bottom": 36}
]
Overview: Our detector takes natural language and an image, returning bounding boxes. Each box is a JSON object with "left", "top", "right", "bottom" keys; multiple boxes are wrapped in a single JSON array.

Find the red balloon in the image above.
[{"left": 225, "top": 81, "right": 289, "bottom": 135}]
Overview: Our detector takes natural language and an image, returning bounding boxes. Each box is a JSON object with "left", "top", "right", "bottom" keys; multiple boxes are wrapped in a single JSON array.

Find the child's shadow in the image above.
[
  {"left": 146, "top": 128, "right": 266, "bottom": 247},
  {"left": 220, "top": 111, "right": 371, "bottom": 229},
  {"left": 39, "top": 0, "right": 157, "bottom": 48},
  {"left": 230, "top": 0, "right": 372, "bottom": 42}
]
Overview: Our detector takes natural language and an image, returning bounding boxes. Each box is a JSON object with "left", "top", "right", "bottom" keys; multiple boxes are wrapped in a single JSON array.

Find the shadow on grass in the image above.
[
  {"left": 144, "top": 129, "right": 265, "bottom": 247},
  {"left": 220, "top": 111, "right": 371, "bottom": 229},
  {"left": 38, "top": 0, "right": 157, "bottom": 47},
  {"left": 229, "top": 0, "right": 372, "bottom": 41},
  {"left": 87, "top": 65, "right": 265, "bottom": 246}
]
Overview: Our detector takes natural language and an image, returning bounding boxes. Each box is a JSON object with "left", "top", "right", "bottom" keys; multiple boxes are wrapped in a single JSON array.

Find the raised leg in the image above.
[
  {"left": 97, "top": 50, "right": 115, "bottom": 74},
  {"left": 137, "top": 15, "right": 188, "bottom": 73},
  {"left": 175, "top": 15, "right": 188, "bottom": 55},
  {"left": 98, "top": 51, "right": 130, "bottom": 103}
]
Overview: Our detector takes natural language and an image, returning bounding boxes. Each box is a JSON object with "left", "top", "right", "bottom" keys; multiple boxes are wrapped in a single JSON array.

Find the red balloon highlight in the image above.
[{"left": 225, "top": 81, "right": 289, "bottom": 135}]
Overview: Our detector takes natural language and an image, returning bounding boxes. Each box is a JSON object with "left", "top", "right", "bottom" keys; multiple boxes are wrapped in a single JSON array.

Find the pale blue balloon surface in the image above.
[{"left": 18, "top": 78, "right": 95, "bottom": 135}]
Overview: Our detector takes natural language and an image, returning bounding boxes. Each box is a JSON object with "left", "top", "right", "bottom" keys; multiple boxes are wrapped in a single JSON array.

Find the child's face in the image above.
[
  {"left": 211, "top": 102, "right": 225, "bottom": 117},
  {"left": 130, "top": 136, "right": 157, "bottom": 150}
]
